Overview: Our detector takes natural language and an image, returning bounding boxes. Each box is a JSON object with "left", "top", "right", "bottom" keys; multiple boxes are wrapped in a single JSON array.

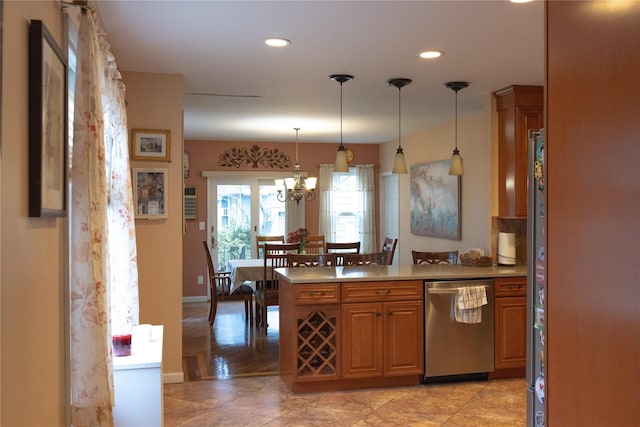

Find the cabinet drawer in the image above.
[
  {"left": 342, "top": 281, "right": 423, "bottom": 303},
  {"left": 494, "top": 277, "right": 527, "bottom": 297},
  {"left": 294, "top": 284, "right": 340, "bottom": 305}
]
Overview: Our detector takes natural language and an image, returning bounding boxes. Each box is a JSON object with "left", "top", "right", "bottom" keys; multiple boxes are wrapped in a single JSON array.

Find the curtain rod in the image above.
[{"left": 61, "top": 0, "right": 93, "bottom": 12}]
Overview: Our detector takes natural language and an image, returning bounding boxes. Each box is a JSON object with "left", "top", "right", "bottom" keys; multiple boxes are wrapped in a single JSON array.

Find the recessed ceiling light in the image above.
[
  {"left": 419, "top": 50, "right": 443, "bottom": 59},
  {"left": 265, "top": 38, "right": 291, "bottom": 47}
]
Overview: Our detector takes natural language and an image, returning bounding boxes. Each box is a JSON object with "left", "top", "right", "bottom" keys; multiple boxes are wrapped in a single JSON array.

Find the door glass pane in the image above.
[
  {"left": 259, "top": 184, "right": 285, "bottom": 237},
  {"left": 217, "top": 185, "right": 251, "bottom": 271}
]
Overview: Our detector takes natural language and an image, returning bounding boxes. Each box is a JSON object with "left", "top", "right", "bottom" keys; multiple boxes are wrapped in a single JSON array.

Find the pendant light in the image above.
[
  {"left": 388, "top": 78, "right": 412, "bottom": 174},
  {"left": 445, "top": 81, "right": 469, "bottom": 176},
  {"left": 330, "top": 74, "right": 354, "bottom": 173}
]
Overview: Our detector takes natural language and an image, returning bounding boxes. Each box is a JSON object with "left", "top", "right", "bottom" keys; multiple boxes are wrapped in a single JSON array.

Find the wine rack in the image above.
[{"left": 296, "top": 311, "right": 337, "bottom": 377}]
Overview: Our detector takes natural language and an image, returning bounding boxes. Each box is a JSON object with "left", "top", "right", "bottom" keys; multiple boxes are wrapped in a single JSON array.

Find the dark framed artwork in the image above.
[
  {"left": 409, "top": 159, "right": 461, "bottom": 240},
  {"left": 29, "top": 20, "right": 67, "bottom": 217},
  {"left": 133, "top": 168, "right": 168, "bottom": 219}
]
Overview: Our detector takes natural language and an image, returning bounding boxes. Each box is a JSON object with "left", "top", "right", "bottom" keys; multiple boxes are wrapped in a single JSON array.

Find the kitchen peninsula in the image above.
[{"left": 277, "top": 264, "right": 526, "bottom": 393}]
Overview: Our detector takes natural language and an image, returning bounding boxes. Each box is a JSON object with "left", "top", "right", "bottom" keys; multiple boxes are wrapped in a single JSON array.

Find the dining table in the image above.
[{"left": 225, "top": 258, "right": 267, "bottom": 291}]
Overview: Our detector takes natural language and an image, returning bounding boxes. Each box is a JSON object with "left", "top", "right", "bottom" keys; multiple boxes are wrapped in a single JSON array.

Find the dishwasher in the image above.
[{"left": 423, "top": 279, "right": 494, "bottom": 382}]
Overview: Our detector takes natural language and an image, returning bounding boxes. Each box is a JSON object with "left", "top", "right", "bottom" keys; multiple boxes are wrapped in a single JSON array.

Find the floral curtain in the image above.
[
  {"left": 70, "top": 7, "right": 139, "bottom": 426},
  {"left": 356, "top": 164, "right": 376, "bottom": 252}
]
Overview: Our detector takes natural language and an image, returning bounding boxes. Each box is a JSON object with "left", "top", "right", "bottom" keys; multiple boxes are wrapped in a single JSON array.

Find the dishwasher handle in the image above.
[{"left": 428, "top": 285, "right": 489, "bottom": 295}]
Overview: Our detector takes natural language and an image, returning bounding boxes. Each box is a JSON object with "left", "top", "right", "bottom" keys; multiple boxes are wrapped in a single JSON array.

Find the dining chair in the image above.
[
  {"left": 202, "top": 241, "right": 253, "bottom": 325},
  {"left": 381, "top": 237, "right": 398, "bottom": 265},
  {"left": 255, "top": 242, "right": 300, "bottom": 332},
  {"left": 411, "top": 250, "right": 459, "bottom": 265},
  {"left": 288, "top": 253, "right": 336, "bottom": 267},
  {"left": 343, "top": 252, "right": 388, "bottom": 266},
  {"left": 325, "top": 241, "right": 361, "bottom": 266},
  {"left": 303, "top": 234, "right": 325, "bottom": 254},
  {"left": 256, "top": 235, "right": 285, "bottom": 258}
]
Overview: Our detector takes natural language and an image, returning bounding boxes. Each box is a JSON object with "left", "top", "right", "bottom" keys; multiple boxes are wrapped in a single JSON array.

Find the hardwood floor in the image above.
[
  {"left": 173, "top": 300, "right": 527, "bottom": 426},
  {"left": 182, "top": 301, "right": 279, "bottom": 381}
]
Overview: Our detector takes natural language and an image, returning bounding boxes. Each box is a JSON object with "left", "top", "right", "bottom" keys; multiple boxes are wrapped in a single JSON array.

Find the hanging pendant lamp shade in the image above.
[
  {"left": 330, "top": 74, "right": 354, "bottom": 173},
  {"left": 388, "top": 78, "right": 412, "bottom": 175},
  {"left": 445, "top": 81, "right": 469, "bottom": 176}
]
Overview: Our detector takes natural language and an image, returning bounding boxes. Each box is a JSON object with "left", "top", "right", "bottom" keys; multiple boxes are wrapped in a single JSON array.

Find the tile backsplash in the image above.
[{"left": 491, "top": 217, "right": 527, "bottom": 265}]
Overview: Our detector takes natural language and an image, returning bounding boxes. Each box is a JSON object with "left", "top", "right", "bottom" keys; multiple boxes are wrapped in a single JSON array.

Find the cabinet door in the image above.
[
  {"left": 494, "top": 296, "right": 527, "bottom": 370},
  {"left": 383, "top": 301, "right": 424, "bottom": 376},
  {"left": 342, "top": 303, "right": 383, "bottom": 378}
]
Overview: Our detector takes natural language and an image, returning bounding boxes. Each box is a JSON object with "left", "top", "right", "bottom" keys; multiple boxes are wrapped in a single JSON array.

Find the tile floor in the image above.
[
  {"left": 164, "top": 375, "right": 527, "bottom": 426},
  {"left": 168, "top": 301, "right": 527, "bottom": 426}
]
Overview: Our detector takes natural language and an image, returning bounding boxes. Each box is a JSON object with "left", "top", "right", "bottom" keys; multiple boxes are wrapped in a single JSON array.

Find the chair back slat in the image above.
[
  {"left": 411, "top": 250, "right": 459, "bottom": 265},
  {"left": 288, "top": 253, "right": 336, "bottom": 267},
  {"left": 325, "top": 241, "right": 361, "bottom": 266},
  {"left": 262, "top": 242, "right": 300, "bottom": 292},
  {"left": 381, "top": 237, "right": 398, "bottom": 265},
  {"left": 343, "top": 252, "right": 387, "bottom": 266},
  {"left": 304, "top": 234, "right": 325, "bottom": 254},
  {"left": 256, "top": 235, "right": 285, "bottom": 258}
]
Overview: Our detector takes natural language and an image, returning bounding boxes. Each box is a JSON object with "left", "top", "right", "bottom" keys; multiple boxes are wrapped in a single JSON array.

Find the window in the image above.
[
  {"left": 320, "top": 164, "right": 376, "bottom": 252},
  {"left": 332, "top": 173, "right": 359, "bottom": 242}
]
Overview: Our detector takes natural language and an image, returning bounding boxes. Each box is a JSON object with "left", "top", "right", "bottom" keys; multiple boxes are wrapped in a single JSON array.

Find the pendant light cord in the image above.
[
  {"left": 340, "top": 82, "right": 344, "bottom": 148},
  {"left": 398, "top": 86, "right": 402, "bottom": 149},
  {"left": 454, "top": 90, "right": 458, "bottom": 151},
  {"left": 294, "top": 127, "right": 300, "bottom": 164}
]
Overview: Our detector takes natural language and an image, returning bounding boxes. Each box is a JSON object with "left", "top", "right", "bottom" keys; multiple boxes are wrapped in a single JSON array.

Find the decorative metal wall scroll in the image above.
[{"left": 218, "top": 145, "right": 292, "bottom": 169}]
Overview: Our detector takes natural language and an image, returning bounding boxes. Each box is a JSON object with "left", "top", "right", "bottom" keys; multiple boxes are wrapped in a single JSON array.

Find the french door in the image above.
[{"left": 205, "top": 172, "right": 304, "bottom": 271}]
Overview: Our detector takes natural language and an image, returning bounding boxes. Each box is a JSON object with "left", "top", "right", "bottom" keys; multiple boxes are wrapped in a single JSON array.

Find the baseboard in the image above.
[
  {"left": 163, "top": 371, "right": 185, "bottom": 384},
  {"left": 183, "top": 296, "right": 208, "bottom": 303}
]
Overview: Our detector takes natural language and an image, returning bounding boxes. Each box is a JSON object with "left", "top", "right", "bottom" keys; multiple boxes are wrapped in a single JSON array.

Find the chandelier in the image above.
[{"left": 275, "top": 128, "right": 317, "bottom": 206}]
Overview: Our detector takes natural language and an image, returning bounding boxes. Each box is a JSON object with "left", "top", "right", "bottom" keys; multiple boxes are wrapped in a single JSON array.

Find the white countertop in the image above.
[
  {"left": 275, "top": 264, "right": 527, "bottom": 284},
  {"left": 113, "top": 325, "right": 164, "bottom": 370}
]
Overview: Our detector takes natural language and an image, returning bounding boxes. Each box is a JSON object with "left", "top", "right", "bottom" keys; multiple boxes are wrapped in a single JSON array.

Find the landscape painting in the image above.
[{"left": 410, "top": 159, "right": 461, "bottom": 240}]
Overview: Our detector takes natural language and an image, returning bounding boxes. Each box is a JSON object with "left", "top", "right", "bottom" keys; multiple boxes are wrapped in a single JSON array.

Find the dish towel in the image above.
[{"left": 453, "top": 286, "right": 488, "bottom": 324}]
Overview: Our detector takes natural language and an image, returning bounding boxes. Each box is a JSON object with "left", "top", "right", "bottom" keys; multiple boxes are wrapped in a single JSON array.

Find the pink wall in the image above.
[{"left": 182, "top": 140, "right": 380, "bottom": 297}]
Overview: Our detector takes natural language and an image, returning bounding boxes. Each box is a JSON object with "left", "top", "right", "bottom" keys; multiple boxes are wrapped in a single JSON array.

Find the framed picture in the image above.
[
  {"left": 133, "top": 168, "right": 168, "bottom": 219},
  {"left": 28, "top": 20, "right": 67, "bottom": 217},
  {"left": 131, "top": 129, "right": 171, "bottom": 161},
  {"left": 409, "top": 159, "right": 461, "bottom": 240}
]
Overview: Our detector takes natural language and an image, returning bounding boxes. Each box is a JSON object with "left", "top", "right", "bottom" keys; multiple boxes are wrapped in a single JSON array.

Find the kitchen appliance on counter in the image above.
[
  {"left": 423, "top": 279, "right": 494, "bottom": 382},
  {"left": 527, "top": 129, "right": 546, "bottom": 426}
]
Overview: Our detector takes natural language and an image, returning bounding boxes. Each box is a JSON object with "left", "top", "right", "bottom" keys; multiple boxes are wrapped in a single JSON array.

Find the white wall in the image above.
[{"left": 380, "top": 95, "right": 494, "bottom": 265}]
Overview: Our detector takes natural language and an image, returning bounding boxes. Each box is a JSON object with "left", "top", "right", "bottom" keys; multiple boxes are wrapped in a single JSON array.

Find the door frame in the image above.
[{"left": 203, "top": 170, "right": 305, "bottom": 269}]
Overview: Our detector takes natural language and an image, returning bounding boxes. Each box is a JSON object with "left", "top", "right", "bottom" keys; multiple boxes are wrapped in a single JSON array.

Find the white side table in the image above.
[{"left": 113, "top": 325, "right": 164, "bottom": 427}]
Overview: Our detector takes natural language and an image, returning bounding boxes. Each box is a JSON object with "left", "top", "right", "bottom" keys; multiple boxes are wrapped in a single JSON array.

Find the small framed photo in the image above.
[
  {"left": 28, "top": 20, "right": 67, "bottom": 217},
  {"left": 131, "top": 129, "right": 171, "bottom": 161},
  {"left": 133, "top": 168, "right": 168, "bottom": 219}
]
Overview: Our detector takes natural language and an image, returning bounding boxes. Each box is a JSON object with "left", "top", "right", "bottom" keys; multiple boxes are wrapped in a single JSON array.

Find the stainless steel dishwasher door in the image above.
[{"left": 424, "top": 279, "right": 494, "bottom": 378}]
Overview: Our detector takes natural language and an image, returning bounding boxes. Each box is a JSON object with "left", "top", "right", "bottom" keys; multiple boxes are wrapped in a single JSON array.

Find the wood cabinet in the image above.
[
  {"left": 494, "top": 85, "right": 543, "bottom": 218},
  {"left": 342, "top": 281, "right": 423, "bottom": 379},
  {"left": 492, "top": 276, "right": 527, "bottom": 378},
  {"left": 342, "top": 300, "right": 423, "bottom": 378},
  {"left": 279, "top": 278, "right": 423, "bottom": 393}
]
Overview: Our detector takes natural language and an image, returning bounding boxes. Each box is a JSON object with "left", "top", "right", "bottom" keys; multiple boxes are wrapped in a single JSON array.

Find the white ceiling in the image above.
[{"left": 96, "top": 0, "right": 544, "bottom": 144}]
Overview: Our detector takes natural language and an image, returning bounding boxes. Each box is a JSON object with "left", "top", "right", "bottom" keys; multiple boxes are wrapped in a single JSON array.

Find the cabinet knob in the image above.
[
  {"left": 387, "top": 311, "right": 392, "bottom": 316},
  {"left": 375, "top": 289, "right": 391, "bottom": 295},
  {"left": 376, "top": 312, "right": 381, "bottom": 317}
]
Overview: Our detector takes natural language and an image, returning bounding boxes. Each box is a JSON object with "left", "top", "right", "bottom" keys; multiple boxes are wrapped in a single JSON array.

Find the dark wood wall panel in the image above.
[{"left": 546, "top": 1, "right": 640, "bottom": 425}]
